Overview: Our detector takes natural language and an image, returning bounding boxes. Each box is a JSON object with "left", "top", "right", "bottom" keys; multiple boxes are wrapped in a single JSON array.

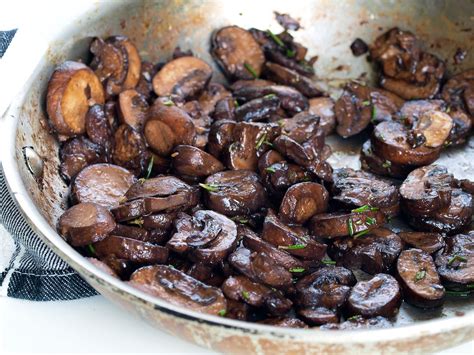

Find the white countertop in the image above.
[{"left": 0, "top": 295, "right": 472, "bottom": 354}]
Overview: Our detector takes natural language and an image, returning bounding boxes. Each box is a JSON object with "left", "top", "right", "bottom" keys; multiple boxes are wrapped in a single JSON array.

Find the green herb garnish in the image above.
[
  {"left": 263, "top": 93, "right": 277, "bottom": 99},
  {"left": 382, "top": 160, "right": 392, "bottom": 169},
  {"left": 366, "top": 217, "right": 377, "bottom": 226},
  {"left": 87, "top": 244, "right": 96, "bottom": 255},
  {"left": 289, "top": 267, "right": 305, "bottom": 273},
  {"left": 347, "top": 218, "right": 354, "bottom": 236},
  {"left": 347, "top": 315, "right": 362, "bottom": 321},
  {"left": 199, "top": 183, "right": 219, "bottom": 192},
  {"left": 467, "top": 284, "right": 474, "bottom": 290},
  {"left": 217, "top": 309, "right": 227, "bottom": 317},
  {"left": 279, "top": 244, "right": 307, "bottom": 250},
  {"left": 138, "top": 178, "right": 146, "bottom": 184},
  {"left": 351, "top": 205, "right": 379, "bottom": 213},
  {"left": 255, "top": 133, "right": 267, "bottom": 149},
  {"left": 446, "top": 290, "right": 471, "bottom": 297},
  {"left": 362, "top": 100, "right": 371, "bottom": 106},
  {"left": 265, "top": 167, "right": 276, "bottom": 173},
  {"left": 448, "top": 255, "right": 467, "bottom": 265},
  {"left": 242, "top": 291, "right": 250, "bottom": 300},
  {"left": 128, "top": 217, "right": 144, "bottom": 227},
  {"left": 163, "top": 99, "right": 174, "bottom": 106},
  {"left": 267, "top": 29, "right": 285, "bottom": 47},
  {"left": 244, "top": 62, "right": 258, "bottom": 78},
  {"left": 231, "top": 216, "right": 249, "bottom": 224},
  {"left": 286, "top": 48, "right": 296, "bottom": 58},
  {"left": 353, "top": 229, "right": 370, "bottom": 239},
  {"left": 145, "top": 155, "right": 154, "bottom": 179},
  {"left": 321, "top": 259, "right": 336, "bottom": 265},
  {"left": 234, "top": 99, "right": 240, "bottom": 108},
  {"left": 277, "top": 119, "right": 286, "bottom": 127},
  {"left": 371, "top": 105, "right": 377, "bottom": 122},
  {"left": 414, "top": 270, "right": 426, "bottom": 282}
]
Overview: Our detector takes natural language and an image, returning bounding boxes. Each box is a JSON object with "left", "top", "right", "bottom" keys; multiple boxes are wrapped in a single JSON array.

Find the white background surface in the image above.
[{"left": 0, "top": 1, "right": 473, "bottom": 354}]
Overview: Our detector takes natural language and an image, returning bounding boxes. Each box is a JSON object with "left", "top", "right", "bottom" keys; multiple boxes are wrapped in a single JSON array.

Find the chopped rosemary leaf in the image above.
[
  {"left": 286, "top": 48, "right": 296, "bottom": 58},
  {"left": 351, "top": 205, "right": 379, "bottom": 213},
  {"left": 138, "top": 178, "right": 146, "bottom": 184},
  {"left": 199, "top": 183, "right": 219, "bottom": 192},
  {"left": 278, "top": 119, "right": 286, "bottom": 127},
  {"left": 347, "top": 315, "right": 362, "bottom": 321},
  {"left": 87, "top": 244, "right": 96, "bottom": 255},
  {"left": 289, "top": 267, "right": 305, "bottom": 273},
  {"left": 366, "top": 217, "right": 377, "bottom": 226},
  {"left": 265, "top": 167, "right": 276, "bottom": 173},
  {"left": 467, "top": 284, "right": 474, "bottom": 290},
  {"left": 263, "top": 140, "right": 273, "bottom": 147},
  {"left": 448, "top": 255, "right": 467, "bottom": 265},
  {"left": 145, "top": 155, "right": 154, "bottom": 179},
  {"left": 231, "top": 216, "right": 249, "bottom": 224},
  {"left": 414, "top": 270, "right": 426, "bottom": 282},
  {"left": 355, "top": 220, "right": 363, "bottom": 225},
  {"left": 371, "top": 105, "right": 377, "bottom": 122},
  {"left": 382, "top": 160, "right": 392, "bottom": 169},
  {"left": 264, "top": 93, "right": 277, "bottom": 99},
  {"left": 347, "top": 218, "right": 354, "bottom": 236},
  {"left": 244, "top": 62, "right": 258, "bottom": 78},
  {"left": 129, "top": 217, "right": 144, "bottom": 227},
  {"left": 446, "top": 290, "right": 471, "bottom": 297},
  {"left": 234, "top": 99, "right": 240, "bottom": 107},
  {"left": 279, "top": 244, "right": 307, "bottom": 250},
  {"left": 217, "top": 309, "right": 227, "bottom": 317},
  {"left": 242, "top": 291, "right": 250, "bottom": 300},
  {"left": 255, "top": 133, "right": 267, "bottom": 149},
  {"left": 163, "top": 99, "right": 174, "bottom": 106},
  {"left": 267, "top": 29, "right": 285, "bottom": 47},
  {"left": 321, "top": 259, "right": 336, "bottom": 265},
  {"left": 353, "top": 228, "right": 370, "bottom": 239},
  {"left": 362, "top": 100, "right": 371, "bottom": 106}
]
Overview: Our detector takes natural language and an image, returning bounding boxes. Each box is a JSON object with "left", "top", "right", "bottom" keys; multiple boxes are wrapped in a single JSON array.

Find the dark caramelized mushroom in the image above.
[
  {"left": 211, "top": 26, "right": 265, "bottom": 80},
  {"left": 309, "top": 210, "right": 386, "bottom": 239},
  {"left": 112, "top": 124, "right": 149, "bottom": 175},
  {"left": 331, "top": 168, "right": 400, "bottom": 217},
  {"left": 360, "top": 140, "right": 412, "bottom": 179},
  {"left": 47, "top": 61, "right": 105, "bottom": 137},
  {"left": 442, "top": 69, "right": 474, "bottom": 116},
  {"left": 59, "top": 137, "right": 105, "bottom": 181},
  {"left": 152, "top": 56, "right": 213, "bottom": 99},
  {"left": 129, "top": 265, "right": 227, "bottom": 315},
  {"left": 85, "top": 104, "right": 113, "bottom": 157},
  {"left": 167, "top": 210, "right": 238, "bottom": 265},
  {"left": 279, "top": 112, "right": 320, "bottom": 143},
  {"left": 198, "top": 83, "right": 232, "bottom": 116},
  {"left": 171, "top": 145, "right": 224, "bottom": 179},
  {"left": 202, "top": 170, "right": 267, "bottom": 217},
  {"left": 397, "top": 249, "right": 445, "bottom": 308},
  {"left": 207, "top": 120, "right": 236, "bottom": 158},
  {"left": 87, "top": 258, "right": 118, "bottom": 278},
  {"left": 279, "top": 182, "right": 329, "bottom": 224},
  {"left": 371, "top": 121, "right": 441, "bottom": 166},
  {"left": 308, "top": 97, "right": 336, "bottom": 136},
  {"left": 262, "top": 162, "right": 311, "bottom": 198},
  {"left": 58, "top": 202, "right": 116, "bottom": 246},
  {"left": 261, "top": 209, "right": 326, "bottom": 261},
  {"left": 398, "top": 232, "right": 445, "bottom": 255},
  {"left": 117, "top": 89, "right": 149, "bottom": 129},
  {"left": 71, "top": 163, "right": 136, "bottom": 209},
  {"left": 329, "top": 228, "right": 403, "bottom": 274},
  {"left": 263, "top": 62, "right": 322, "bottom": 97},
  {"left": 346, "top": 273, "right": 401, "bottom": 318},
  {"left": 297, "top": 307, "right": 339, "bottom": 325},
  {"left": 435, "top": 232, "right": 474, "bottom": 291},
  {"left": 234, "top": 95, "right": 280, "bottom": 122}
]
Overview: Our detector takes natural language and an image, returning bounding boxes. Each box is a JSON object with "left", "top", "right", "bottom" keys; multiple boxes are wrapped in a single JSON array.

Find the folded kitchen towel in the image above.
[{"left": 0, "top": 30, "right": 96, "bottom": 300}]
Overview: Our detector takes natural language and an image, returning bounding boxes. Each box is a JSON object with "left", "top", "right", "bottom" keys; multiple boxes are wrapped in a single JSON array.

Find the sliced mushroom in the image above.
[
  {"left": 111, "top": 224, "right": 158, "bottom": 244},
  {"left": 331, "top": 168, "right": 400, "bottom": 217},
  {"left": 279, "top": 112, "right": 320, "bottom": 143},
  {"left": 202, "top": 170, "right": 267, "bottom": 217},
  {"left": 112, "top": 124, "right": 149, "bottom": 175},
  {"left": 118, "top": 89, "right": 149, "bottom": 129},
  {"left": 346, "top": 273, "right": 402, "bottom": 318},
  {"left": 182, "top": 101, "right": 213, "bottom": 150},
  {"left": 435, "top": 232, "right": 474, "bottom": 291},
  {"left": 212, "top": 97, "right": 236, "bottom": 121},
  {"left": 85, "top": 104, "right": 113, "bottom": 158},
  {"left": 90, "top": 36, "right": 141, "bottom": 97},
  {"left": 397, "top": 249, "right": 445, "bottom": 308},
  {"left": 279, "top": 182, "right": 329, "bottom": 224},
  {"left": 100, "top": 255, "right": 136, "bottom": 280},
  {"left": 230, "top": 79, "right": 276, "bottom": 92},
  {"left": 398, "top": 232, "right": 445, "bottom": 255},
  {"left": 360, "top": 140, "right": 412, "bottom": 179},
  {"left": 167, "top": 210, "right": 238, "bottom": 265},
  {"left": 399, "top": 165, "right": 454, "bottom": 217},
  {"left": 129, "top": 265, "right": 227, "bottom": 315},
  {"left": 233, "top": 84, "right": 308, "bottom": 116},
  {"left": 263, "top": 62, "right": 322, "bottom": 97},
  {"left": 47, "top": 61, "right": 105, "bottom": 137},
  {"left": 441, "top": 69, "right": 474, "bottom": 115},
  {"left": 447, "top": 109, "right": 472, "bottom": 146},
  {"left": 142, "top": 213, "right": 176, "bottom": 231},
  {"left": 334, "top": 82, "right": 404, "bottom": 138},
  {"left": 211, "top": 26, "right": 265, "bottom": 81},
  {"left": 171, "top": 145, "right": 224, "bottom": 179},
  {"left": 207, "top": 120, "right": 236, "bottom": 159},
  {"left": 309, "top": 210, "right": 386, "bottom": 239},
  {"left": 59, "top": 136, "right": 105, "bottom": 182},
  {"left": 71, "top": 163, "right": 136, "bottom": 209},
  {"left": 308, "top": 97, "right": 336, "bottom": 136},
  {"left": 262, "top": 161, "right": 311, "bottom": 199},
  {"left": 261, "top": 209, "right": 326, "bottom": 261},
  {"left": 297, "top": 307, "right": 339, "bottom": 326},
  {"left": 198, "top": 83, "right": 232, "bottom": 116},
  {"left": 411, "top": 111, "right": 453, "bottom": 148},
  {"left": 406, "top": 189, "right": 473, "bottom": 234},
  {"left": 58, "top": 202, "right": 116, "bottom": 246},
  {"left": 146, "top": 103, "right": 196, "bottom": 154},
  {"left": 135, "top": 61, "right": 156, "bottom": 100},
  {"left": 234, "top": 95, "right": 280, "bottom": 122},
  {"left": 86, "top": 257, "right": 118, "bottom": 278},
  {"left": 226, "top": 122, "right": 280, "bottom": 171},
  {"left": 257, "top": 149, "right": 286, "bottom": 173},
  {"left": 152, "top": 56, "right": 212, "bottom": 99},
  {"left": 371, "top": 121, "right": 441, "bottom": 166},
  {"left": 329, "top": 228, "right": 404, "bottom": 274}
]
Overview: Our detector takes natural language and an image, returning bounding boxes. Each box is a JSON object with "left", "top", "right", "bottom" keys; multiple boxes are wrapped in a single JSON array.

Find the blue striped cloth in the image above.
[{"left": 0, "top": 30, "right": 96, "bottom": 300}]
